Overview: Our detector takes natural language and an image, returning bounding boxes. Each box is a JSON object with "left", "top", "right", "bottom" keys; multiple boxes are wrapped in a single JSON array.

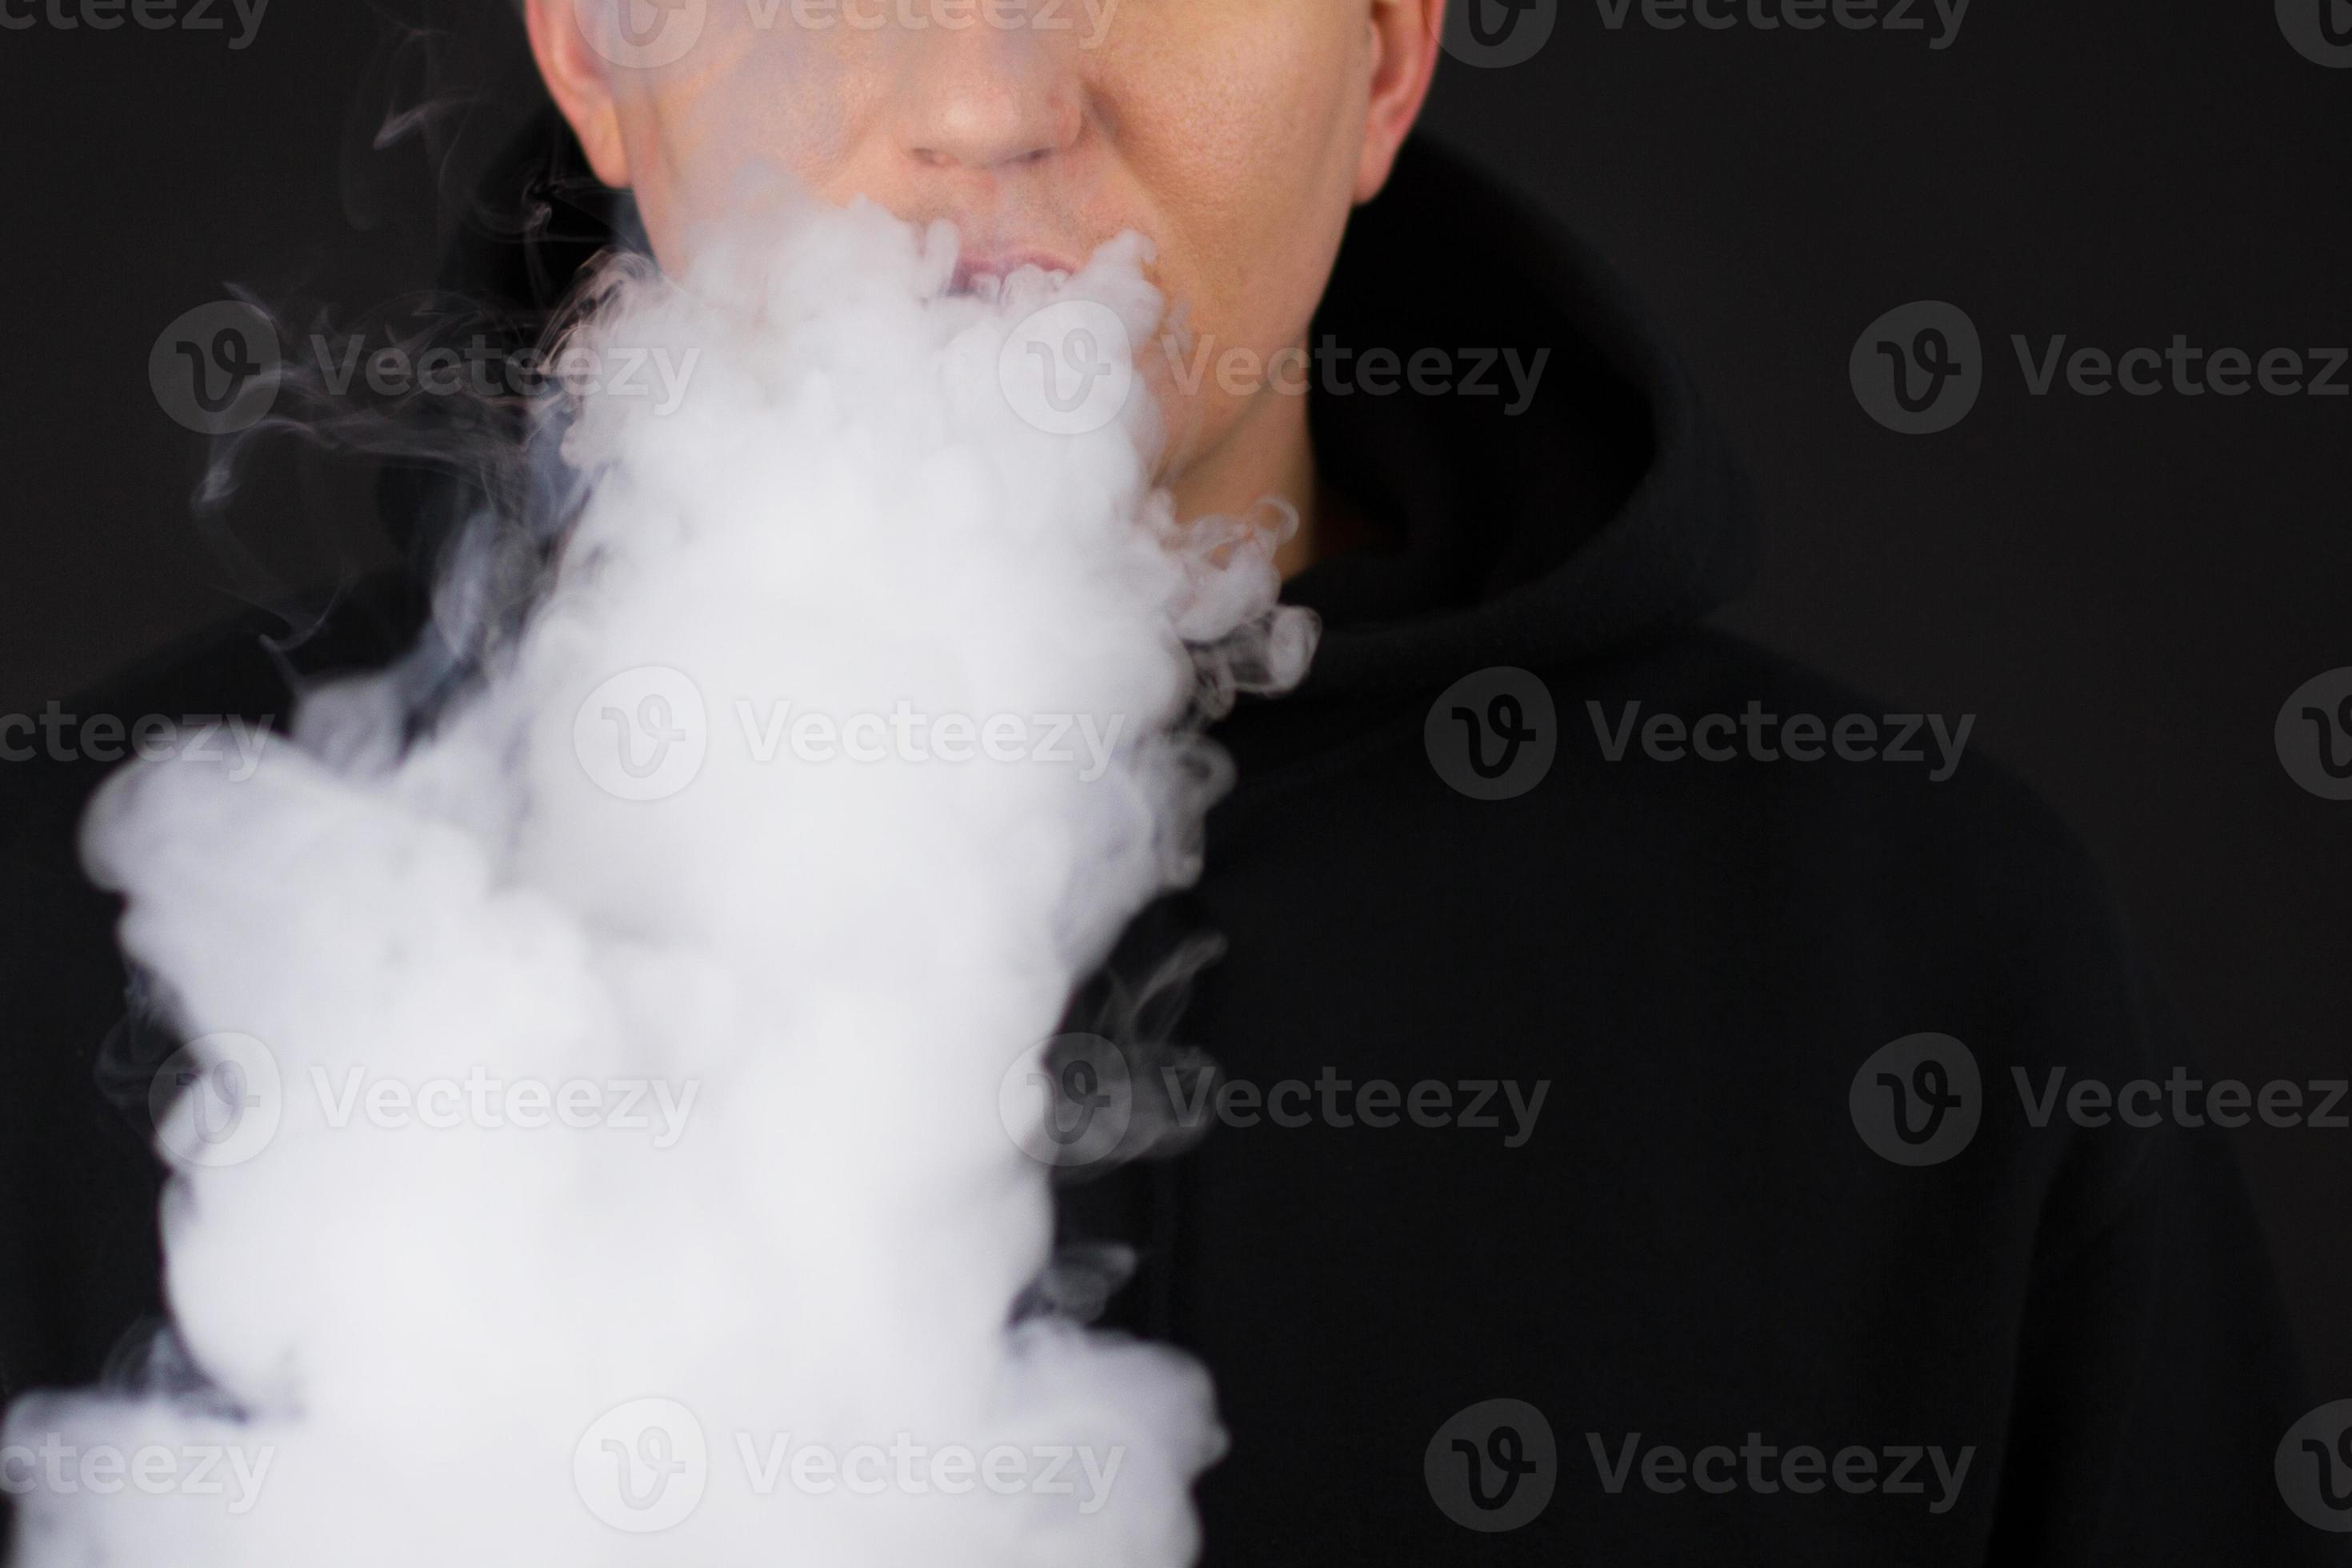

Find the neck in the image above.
[{"left": 1168, "top": 379, "right": 1325, "bottom": 581}]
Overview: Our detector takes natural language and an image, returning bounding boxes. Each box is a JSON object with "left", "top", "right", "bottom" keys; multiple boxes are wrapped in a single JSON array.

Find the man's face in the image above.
[{"left": 527, "top": 0, "right": 1441, "bottom": 506}]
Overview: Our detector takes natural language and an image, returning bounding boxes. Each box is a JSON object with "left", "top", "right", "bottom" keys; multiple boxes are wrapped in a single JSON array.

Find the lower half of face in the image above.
[{"left": 580, "top": 0, "right": 1378, "bottom": 508}]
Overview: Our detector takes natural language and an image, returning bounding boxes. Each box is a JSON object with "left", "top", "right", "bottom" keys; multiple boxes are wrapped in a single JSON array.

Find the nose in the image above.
[{"left": 891, "top": 29, "right": 1083, "bottom": 175}]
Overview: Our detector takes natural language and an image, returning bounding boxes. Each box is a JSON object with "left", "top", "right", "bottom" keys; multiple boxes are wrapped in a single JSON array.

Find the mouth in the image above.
[{"left": 949, "top": 248, "right": 1083, "bottom": 301}]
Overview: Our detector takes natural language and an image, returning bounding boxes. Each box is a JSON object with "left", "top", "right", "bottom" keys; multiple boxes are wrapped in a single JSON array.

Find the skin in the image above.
[{"left": 523, "top": 0, "right": 1446, "bottom": 575}]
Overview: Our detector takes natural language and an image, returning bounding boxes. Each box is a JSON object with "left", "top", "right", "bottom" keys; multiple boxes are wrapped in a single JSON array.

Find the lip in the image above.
[{"left": 950, "top": 248, "right": 1084, "bottom": 296}]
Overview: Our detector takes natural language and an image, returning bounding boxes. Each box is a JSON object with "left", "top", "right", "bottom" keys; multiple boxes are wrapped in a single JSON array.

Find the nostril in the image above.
[{"left": 906, "top": 137, "right": 1062, "bottom": 175}]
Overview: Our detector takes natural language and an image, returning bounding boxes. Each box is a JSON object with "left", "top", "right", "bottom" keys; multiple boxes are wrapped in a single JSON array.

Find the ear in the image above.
[
  {"left": 1357, "top": 0, "right": 1446, "bottom": 204},
  {"left": 523, "top": 0, "right": 634, "bottom": 189}
]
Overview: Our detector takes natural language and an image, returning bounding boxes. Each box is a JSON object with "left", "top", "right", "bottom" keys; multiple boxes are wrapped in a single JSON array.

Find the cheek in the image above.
[
  {"left": 608, "top": 29, "right": 877, "bottom": 268},
  {"left": 1117, "top": 15, "right": 1365, "bottom": 311},
  {"left": 1109, "top": 19, "right": 1369, "bottom": 454}
]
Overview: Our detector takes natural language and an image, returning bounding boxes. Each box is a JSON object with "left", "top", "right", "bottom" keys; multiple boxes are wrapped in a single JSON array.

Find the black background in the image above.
[{"left": 1, "top": 0, "right": 2346, "bottom": 1395}]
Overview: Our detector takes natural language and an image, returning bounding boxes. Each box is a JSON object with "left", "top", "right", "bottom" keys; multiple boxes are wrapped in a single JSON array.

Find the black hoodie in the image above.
[{"left": 0, "top": 130, "right": 2334, "bottom": 1565}]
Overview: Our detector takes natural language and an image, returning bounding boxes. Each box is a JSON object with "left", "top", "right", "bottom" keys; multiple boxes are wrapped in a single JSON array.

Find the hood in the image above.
[{"left": 1288, "top": 135, "right": 1754, "bottom": 700}]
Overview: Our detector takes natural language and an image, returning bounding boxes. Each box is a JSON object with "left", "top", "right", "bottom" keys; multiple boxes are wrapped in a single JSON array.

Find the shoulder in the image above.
[
  {"left": 1543, "top": 626, "right": 2198, "bottom": 1235},
  {"left": 1550, "top": 625, "right": 2121, "bottom": 945}
]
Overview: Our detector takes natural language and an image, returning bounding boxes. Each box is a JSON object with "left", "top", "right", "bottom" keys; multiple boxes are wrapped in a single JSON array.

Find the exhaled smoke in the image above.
[{"left": 6, "top": 190, "right": 1311, "bottom": 1562}]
